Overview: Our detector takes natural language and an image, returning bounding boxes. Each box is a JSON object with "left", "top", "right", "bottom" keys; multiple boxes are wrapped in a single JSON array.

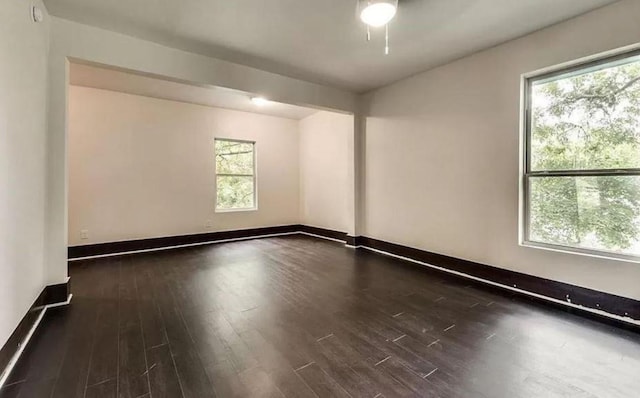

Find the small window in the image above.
[
  {"left": 523, "top": 50, "right": 640, "bottom": 260},
  {"left": 215, "top": 139, "right": 256, "bottom": 211}
]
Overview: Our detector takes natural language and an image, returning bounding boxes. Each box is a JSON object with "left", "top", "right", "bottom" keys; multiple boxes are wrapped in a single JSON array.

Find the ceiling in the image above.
[
  {"left": 47, "top": 0, "right": 619, "bottom": 93},
  {"left": 69, "top": 62, "right": 319, "bottom": 120}
]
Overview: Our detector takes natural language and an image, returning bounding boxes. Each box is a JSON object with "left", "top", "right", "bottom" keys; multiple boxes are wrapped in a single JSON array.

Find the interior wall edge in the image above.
[
  {"left": 51, "top": 17, "right": 357, "bottom": 112},
  {"left": 1, "top": 0, "right": 51, "bottom": 368}
]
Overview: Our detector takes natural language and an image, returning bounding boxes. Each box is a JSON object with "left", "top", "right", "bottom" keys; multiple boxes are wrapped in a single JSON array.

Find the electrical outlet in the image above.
[
  {"left": 205, "top": 220, "right": 213, "bottom": 229},
  {"left": 80, "top": 229, "right": 89, "bottom": 240}
]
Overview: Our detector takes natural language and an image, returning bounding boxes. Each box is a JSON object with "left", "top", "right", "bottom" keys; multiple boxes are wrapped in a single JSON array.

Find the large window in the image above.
[
  {"left": 215, "top": 139, "right": 256, "bottom": 211},
  {"left": 523, "top": 50, "right": 640, "bottom": 260}
]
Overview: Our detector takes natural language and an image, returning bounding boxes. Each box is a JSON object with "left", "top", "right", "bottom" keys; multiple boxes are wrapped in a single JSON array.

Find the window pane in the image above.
[
  {"left": 530, "top": 57, "right": 640, "bottom": 171},
  {"left": 529, "top": 176, "right": 640, "bottom": 256},
  {"left": 216, "top": 176, "right": 255, "bottom": 210},
  {"left": 215, "top": 140, "right": 254, "bottom": 175}
]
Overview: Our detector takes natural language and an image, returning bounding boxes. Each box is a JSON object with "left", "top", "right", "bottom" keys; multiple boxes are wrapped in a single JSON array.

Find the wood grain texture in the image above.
[
  {"left": 3, "top": 235, "right": 640, "bottom": 398},
  {"left": 357, "top": 236, "right": 640, "bottom": 322},
  {"left": 67, "top": 222, "right": 640, "bottom": 326}
]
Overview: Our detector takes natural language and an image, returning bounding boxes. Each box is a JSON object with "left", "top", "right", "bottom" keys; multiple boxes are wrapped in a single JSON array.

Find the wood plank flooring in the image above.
[{"left": 2, "top": 235, "right": 639, "bottom": 397}]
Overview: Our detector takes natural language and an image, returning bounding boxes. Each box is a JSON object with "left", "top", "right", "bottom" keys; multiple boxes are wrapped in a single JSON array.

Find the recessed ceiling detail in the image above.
[
  {"left": 69, "top": 63, "right": 319, "bottom": 120},
  {"left": 46, "top": 0, "right": 618, "bottom": 93}
]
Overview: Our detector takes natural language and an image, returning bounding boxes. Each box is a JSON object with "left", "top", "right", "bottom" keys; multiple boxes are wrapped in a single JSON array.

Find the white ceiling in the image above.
[
  {"left": 69, "top": 62, "right": 319, "bottom": 120},
  {"left": 47, "top": 0, "right": 619, "bottom": 93}
]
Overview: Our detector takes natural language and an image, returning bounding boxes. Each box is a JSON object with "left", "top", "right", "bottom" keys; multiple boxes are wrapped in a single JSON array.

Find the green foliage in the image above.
[
  {"left": 530, "top": 60, "right": 640, "bottom": 255},
  {"left": 215, "top": 140, "right": 255, "bottom": 209}
]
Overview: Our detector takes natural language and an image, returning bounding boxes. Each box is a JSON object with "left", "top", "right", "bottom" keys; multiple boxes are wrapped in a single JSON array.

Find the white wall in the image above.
[
  {"left": 46, "top": 17, "right": 357, "bottom": 285},
  {"left": 68, "top": 86, "right": 300, "bottom": 245},
  {"left": 299, "top": 111, "right": 352, "bottom": 232},
  {"left": 0, "top": 1, "right": 50, "bottom": 347},
  {"left": 49, "top": 0, "right": 640, "bottom": 304},
  {"left": 363, "top": 0, "right": 640, "bottom": 300}
]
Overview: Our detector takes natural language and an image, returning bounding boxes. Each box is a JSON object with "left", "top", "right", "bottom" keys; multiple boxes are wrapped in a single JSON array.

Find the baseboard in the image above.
[
  {"left": 68, "top": 225, "right": 301, "bottom": 259},
  {"left": 354, "top": 236, "right": 640, "bottom": 328},
  {"left": 299, "top": 225, "right": 348, "bottom": 242},
  {"left": 65, "top": 226, "right": 640, "bottom": 329},
  {"left": 43, "top": 280, "right": 70, "bottom": 306},
  {"left": 345, "top": 235, "right": 360, "bottom": 247},
  {"left": 0, "top": 281, "right": 71, "bottom": 388}
]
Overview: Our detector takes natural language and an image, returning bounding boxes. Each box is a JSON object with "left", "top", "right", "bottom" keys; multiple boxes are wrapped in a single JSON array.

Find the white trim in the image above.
[
  {"left": 357, "top": 245, "right": 640, "bottom": 327},
  {"left": 68, "top": 230, "right": 353, "bottom": 261},
  {"left": 521, "top": 42, "right": 640, "bottom": 79},
  {"left": 68, "top": 232, "right": 301, "bottom": 261},
  {"left": 298, "top": 231, "right": 346, "bottom": 244},
  {"left": 518, "top": 42, "right": 640, "bottom": 264},
  {"left": 70, "top": 224, "right": 295, "bottom": 246},
  {"left": 214, "top": 138, "right": 258, "bottom": 212},
  {"left": 517, "top": 72, "right": 527, "bottom": 247},
  {"left": 46, "top": 294, "right": 73, "bottom": 309},
  {"left": 522, "top": 240, "right": 640, "bottom": 264},
  {"left": 0, "top": 294, "right": 73, "bottom": 389},
  {"left": 214, "top": 207, "right": 258, "bottom": 213}
]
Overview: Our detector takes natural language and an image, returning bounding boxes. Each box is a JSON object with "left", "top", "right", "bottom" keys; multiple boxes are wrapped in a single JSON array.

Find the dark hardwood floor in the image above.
[{"left": 2, "top": 235, "right": 639, "bottom": 398}]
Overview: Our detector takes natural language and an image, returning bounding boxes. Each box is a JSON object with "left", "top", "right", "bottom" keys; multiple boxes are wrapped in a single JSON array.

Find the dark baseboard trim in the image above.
[
  {"left": 68, "top": 225, "right": 301, "bottom": 259},
  {"left": 43, "top": 281, "right": 70, "bottom": 306},
  {"left": 0, "top": 281, "right": 71, "bottom": 385},
  {"left": 299, "top": 225, "right": 348, "bottom": 242},
  {"left": 0, "top": 294, "right": 45, "bottom": 384},
  {"left": 346, "top": 235, "right": 365, "bottom": 247},
  {"left": 65, "top": 225, "right": 639, "bottom": 329},
  {"left": 355, "top": 236, "right": 640, "bottom": 328}
]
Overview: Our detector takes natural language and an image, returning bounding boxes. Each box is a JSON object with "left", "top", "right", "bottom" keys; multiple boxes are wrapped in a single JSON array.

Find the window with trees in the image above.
[
  {"left": 215, "top": 139, "right": 256, "bottom": 211},
  {"left": 523, "top": 50, "right": 640, "bottom": 260}
]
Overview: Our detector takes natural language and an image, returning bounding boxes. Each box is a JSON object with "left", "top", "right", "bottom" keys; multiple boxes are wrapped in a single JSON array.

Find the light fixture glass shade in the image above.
[
  {"left": 359, "top": 0, "right": 397, "bottom": 27},
  {"left": 251, "top": 97, "right": 269, "bottom": 106}
]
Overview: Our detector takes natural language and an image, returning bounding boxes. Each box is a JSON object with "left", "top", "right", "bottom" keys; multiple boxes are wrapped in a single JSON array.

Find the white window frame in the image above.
[
  {"left": 214, "top": 138, "right": 257, "bottom": 212},
  {"left": 519, "top": 45, "right": 640, "bottom": 263}
]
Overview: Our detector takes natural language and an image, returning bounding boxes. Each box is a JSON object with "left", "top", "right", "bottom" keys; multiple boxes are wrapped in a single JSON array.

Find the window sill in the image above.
[
  {"left": 520, "top": 240, "right": 640, "bottom": 264},
  {"left": 215, "top": 207, "right": 258, "bottom": 214}
]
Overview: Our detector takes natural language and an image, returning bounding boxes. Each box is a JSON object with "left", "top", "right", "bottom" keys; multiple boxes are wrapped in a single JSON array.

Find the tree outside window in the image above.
[
  {"left": 215, "top": 139, "right": 256, "bottom": 211},
  {"left": 525, "top": 52, "right": 640, "bottom": 258}
]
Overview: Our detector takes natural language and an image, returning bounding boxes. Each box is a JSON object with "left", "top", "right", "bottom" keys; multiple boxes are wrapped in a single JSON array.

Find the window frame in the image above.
[
  {"left": 214, "top": 137, "right": 257, "bottom": 212},
  {"left": 520, "top": 46, "right": 640, "bottom": 262}
]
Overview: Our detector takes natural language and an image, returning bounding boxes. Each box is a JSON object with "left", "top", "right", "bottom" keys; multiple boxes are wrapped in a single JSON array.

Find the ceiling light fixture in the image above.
[
  {"left": 251, "top": 97, "right": 269, "bottom": 106},
  {"left": 359, "top": 1, "right": 397, "bottom": 27},
  {"left": 357, "top": 0, "right": 398, "bottom": 55}
]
